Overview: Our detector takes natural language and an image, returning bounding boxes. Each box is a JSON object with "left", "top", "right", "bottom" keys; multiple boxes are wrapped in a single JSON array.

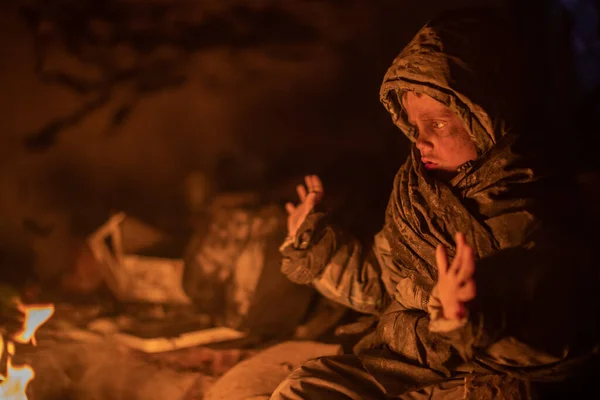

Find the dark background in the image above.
[{"left": 0, "top": 0, "right": 598, "bottom": 286}]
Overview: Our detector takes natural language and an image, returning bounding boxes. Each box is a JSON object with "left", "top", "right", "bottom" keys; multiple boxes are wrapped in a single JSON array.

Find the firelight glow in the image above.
[
  {"left": 13, "top": 304, "right": 55, "bottom": 345},
  {"left": 0, "top": 303, "right": 55, "bottom": 400},
  {"left": 0, "top": 358, "right": 35, "bottom": 400}
]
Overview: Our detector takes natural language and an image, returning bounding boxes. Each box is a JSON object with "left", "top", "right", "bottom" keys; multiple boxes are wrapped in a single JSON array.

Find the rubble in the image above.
[
  {"left": 182, "top": 193, "right": 315, "bottom": 337},
  {"left": 87, "top": 212, "right": 192, "bottom": 305},
  {"left": 0, "top": 197, "right": 351, "bottom": 398},
  {"left": 112, "top": 326, "right": 247, "bottom": 354}
]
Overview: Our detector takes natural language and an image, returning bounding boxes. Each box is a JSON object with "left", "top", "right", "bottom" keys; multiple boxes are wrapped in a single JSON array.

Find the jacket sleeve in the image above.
[{"left": 279, "top": 211, "right": 392, "bottom": 315}]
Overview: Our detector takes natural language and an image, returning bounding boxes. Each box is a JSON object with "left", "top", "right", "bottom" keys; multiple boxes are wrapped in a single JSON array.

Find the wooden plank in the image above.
[{"left": 113, "top": 327, "right": 247, "bottom": 354}]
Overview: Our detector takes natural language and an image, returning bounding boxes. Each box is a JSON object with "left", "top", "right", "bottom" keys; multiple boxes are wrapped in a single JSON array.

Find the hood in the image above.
[{"left": 380, "top": 8, "right": 524, "bottom": 154}]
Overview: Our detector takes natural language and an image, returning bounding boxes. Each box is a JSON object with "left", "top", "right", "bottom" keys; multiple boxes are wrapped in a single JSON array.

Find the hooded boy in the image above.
[{"left": 275, "top": 8, "right": 599, "bottom": 400}]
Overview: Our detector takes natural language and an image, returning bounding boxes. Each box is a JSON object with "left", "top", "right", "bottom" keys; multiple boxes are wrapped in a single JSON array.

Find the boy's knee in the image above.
[
  {"left": 270, "top": 363, "right": 310, "bottom": 399},
  {"left": 271, "top": 355, "right": 386, "bottom": 400},
  {"left": 271, "top": 357, "right": 348, "bottom": 399}
]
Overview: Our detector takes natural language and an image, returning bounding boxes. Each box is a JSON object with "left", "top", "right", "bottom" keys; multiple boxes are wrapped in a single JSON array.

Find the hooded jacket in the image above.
[{"left": 280, "top": 8, "right": 598, "bottom": 396}]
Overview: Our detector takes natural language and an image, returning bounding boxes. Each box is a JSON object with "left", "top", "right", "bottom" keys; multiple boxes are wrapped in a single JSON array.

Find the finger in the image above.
[
  {"left": 449, "top": 232, "right": 465, "bottom": 275},
  {"left": 305, "top": 175, "right": 314, "bottom": 193},
  {"left": 297, "top": 206, "right": 313, "bottom": 224},
  {"left": 457, "top": 244, "right": 475, "bottom": 282},
  {"left": 458, "top": 279, "right": 476, "bottom": 302},
  {"left": 296, "top": 184, "right": 307, "bottom": 202},
  {"left": 305, "top": 193, "right": 319, "bottom": 208},
  {"left": 436, "top": 244, "right": 449, "bottom": 275},
  {"left": 305, "top": 175, "right": 324, "bottom": 204},
  {"left": 312, "top": 175, "right": 324, "bottom": 201},
  {"left": 285, "top": 202, "right": 295, "bottom": 214},
  {"left": 311, "top": 175, "right": 324, "bottom": 194}
]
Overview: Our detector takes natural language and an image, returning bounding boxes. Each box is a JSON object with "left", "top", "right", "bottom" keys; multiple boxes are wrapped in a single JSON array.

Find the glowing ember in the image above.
[
  {"left": 13, "top": 304, "right": 55, "bottom": 346},
  {"left": 0, "top": 303, "right": 54, "bottom": 400}
]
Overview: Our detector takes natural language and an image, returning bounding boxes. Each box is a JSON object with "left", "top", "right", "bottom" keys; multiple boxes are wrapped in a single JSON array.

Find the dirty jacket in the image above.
[{"left": 280, "top": 9, "right": 598, "bottom": 396}]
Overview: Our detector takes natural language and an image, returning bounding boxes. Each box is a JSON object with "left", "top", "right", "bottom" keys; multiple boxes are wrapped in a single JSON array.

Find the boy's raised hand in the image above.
[
  {"left": 435, "top": 232, "right": 477, "bottom": 320},
  {"left": 285, "top": 175, "right": 324, "bottom": 238}
]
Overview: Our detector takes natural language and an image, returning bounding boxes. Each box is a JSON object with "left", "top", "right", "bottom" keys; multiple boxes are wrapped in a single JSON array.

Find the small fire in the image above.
[
  {"left": 0, "top": 359, "right": 35, "bottom": 400},
  {"left": 13, "top": 305, "right": 55, "bottom": 346},
  {"left": 0, "top": 302, "right": 55, "bottom": 400}
]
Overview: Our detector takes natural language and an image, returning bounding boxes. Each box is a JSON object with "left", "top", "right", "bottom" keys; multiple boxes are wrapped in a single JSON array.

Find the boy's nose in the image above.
[{"left": 416, "top": 136, "right": 433, "bottom": 151}]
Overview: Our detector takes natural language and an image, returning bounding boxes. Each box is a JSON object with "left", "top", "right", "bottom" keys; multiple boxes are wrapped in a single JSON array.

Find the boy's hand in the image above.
[
  {"left": 285, "top": 175, "right": 324, "bottom": 238},
  {"left": 435, "top": 232, "right": 476, "bottom": 320}
]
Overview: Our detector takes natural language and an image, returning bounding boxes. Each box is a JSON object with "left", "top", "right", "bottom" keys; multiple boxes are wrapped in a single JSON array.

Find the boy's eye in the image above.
[{"left": 432, "top": 121, "right": 447, "bottom": 129}]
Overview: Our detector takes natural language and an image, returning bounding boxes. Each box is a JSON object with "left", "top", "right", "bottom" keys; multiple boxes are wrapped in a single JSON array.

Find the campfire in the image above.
[{"left": 0, "top": 301, "right": 54, "bottom": 400}]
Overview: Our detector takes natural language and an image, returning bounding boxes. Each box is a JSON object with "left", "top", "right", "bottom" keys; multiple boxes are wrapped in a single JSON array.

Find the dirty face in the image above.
[{"left": 403, "top": 92, "right": 478, "bottom": 180}]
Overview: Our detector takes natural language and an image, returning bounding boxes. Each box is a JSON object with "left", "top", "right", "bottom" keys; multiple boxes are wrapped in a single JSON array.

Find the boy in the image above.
[{"left": 275, "top": 8, "right": 598, "bottom": 399}]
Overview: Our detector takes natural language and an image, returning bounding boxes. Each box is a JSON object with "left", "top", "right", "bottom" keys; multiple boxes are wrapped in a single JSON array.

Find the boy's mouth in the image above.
[{"left": 423, "top": 161, "right": 438, "bottom": 170}]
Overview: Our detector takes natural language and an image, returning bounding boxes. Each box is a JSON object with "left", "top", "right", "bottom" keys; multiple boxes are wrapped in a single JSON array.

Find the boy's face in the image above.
[{"left": 403, "top": 92, "right": 478, "bottom": 180}]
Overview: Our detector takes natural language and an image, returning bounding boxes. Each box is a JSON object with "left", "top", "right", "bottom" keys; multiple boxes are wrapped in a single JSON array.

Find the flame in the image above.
[
  {"left": 0, "top": 358, "right": 34, "bottom": 400},
  {"left": 0, "top": 303, "right": 54, "bottom": 400},
  {"left": 13, "top": 304, "right": 55, "bottom": 345}
]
